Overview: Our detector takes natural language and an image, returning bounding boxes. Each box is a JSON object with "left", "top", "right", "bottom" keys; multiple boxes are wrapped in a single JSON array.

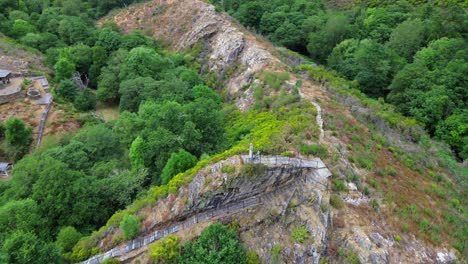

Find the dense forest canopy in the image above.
[
  {"left": 210, "top": 0, "right": 467, "bottom": 160},
  {"left": 0, "top": 0, "right": 227, "bottom": 262}
]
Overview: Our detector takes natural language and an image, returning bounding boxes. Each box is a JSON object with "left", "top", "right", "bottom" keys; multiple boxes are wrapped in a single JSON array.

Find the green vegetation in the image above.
[
  {"left": 161, "top": 150, "right": 198, "bottom": 185},
  {"left": 0, "top": 117, "right": 33, "bottom": 160},
  {"left": 262, "top": 71, "right": 290, "bottom": 91},
  {"left": 120, "top": 214, "right": 140, "bottom": 240},
  {"left": 330, "top": 194, "right": 344, "bottom": 209},
  {"left": 0, "top": 0, "right": 465, "bottom": 262},
  {"left": 332, "top": 179, "right": 348, "bottom": 192},
  {"left": 56, "top": 226, "right": 82, "bottom": 254},
  {"left": 221, "top": 165, "right": 236, "bottom": 174},
  {"left": 149, "top": 234, "right": 181, "bottom": 264},
  {"left": 270, "top": 244, "right": 282, "bottom": 262},
  {"left": 300, "top": 143, "right": 328, "bottom": 158},
  {"left": 209, "top": 0, "right": 467, "bottom": 160},
  {"left": 179, "top": 223, "right": 247, "bottom": 264},
  {"left": 239, "top": 163, "right": 268, "bottom": 177},
  {"left": 291, "top": 225, "right": 310, "bottom": 243}
]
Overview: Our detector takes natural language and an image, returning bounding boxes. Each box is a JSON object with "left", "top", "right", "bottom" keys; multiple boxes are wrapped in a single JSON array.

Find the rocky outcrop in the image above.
[{"left": 101, "top": 0, "right": 279, "bottom": 95}]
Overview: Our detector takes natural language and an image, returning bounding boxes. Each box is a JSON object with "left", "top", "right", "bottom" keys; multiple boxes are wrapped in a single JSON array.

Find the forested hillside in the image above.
[
  {"left": 0, "top": 0, "right": 466, "bottom": 263},
  {"left": 209, "top": 0, "right": 467, "bottom": 160},
  {"left": 0, "top": 0, "right": 226, "bottom": 262}
]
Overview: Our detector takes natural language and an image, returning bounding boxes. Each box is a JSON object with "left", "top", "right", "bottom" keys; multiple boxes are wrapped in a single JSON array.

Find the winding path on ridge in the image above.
[{"left": 297, "top": 81, "right": 326, "bottom": 144}]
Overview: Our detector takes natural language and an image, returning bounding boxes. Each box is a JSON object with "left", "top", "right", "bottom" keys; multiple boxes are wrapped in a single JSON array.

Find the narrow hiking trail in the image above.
[
  {"left": 297, "top": 80, "right": 326, "bottom": 144},
  {"left": 311, "top": 101, "right": 324, "bottom": 143}
]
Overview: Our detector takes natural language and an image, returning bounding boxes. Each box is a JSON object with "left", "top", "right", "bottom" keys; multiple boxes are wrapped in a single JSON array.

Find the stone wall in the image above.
[{"left": 0, "top": 88, "right": 22, "bottom": 104}]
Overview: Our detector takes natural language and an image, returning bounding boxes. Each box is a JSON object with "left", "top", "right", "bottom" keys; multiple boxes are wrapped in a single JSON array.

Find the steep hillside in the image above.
[
  {"left": 100, "top": 0, "right": 304, "bottom": 110},
  {"left": 0, "top": 34, "right": 48, "bottom": 75},
  {"left": 74, "top": 1, "right": 468, "bottom": 263}
]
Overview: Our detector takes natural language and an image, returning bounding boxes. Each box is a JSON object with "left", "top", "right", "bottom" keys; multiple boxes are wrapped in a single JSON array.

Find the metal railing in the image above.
[{"left": 79, "top": 156, "right": 329, "bottom": 264}]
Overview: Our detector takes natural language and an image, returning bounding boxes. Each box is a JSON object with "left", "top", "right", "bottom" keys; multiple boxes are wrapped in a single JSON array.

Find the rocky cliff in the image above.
[
  {"left": 102, "top": 0, "right": 281, "bottom": 97},
  {"left": 96, "top": 1, "right": 462, "bottom": 263}
]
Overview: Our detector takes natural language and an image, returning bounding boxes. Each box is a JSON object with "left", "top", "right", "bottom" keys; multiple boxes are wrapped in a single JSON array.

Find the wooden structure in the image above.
[{"left": 0, "top": 70, "right": 11, "bottom": 85}]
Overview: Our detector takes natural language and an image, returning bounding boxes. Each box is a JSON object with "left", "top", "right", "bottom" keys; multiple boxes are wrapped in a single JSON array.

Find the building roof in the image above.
[
  {"left": 0, "top": 162, "right": 10, "bottom": 172},
  {"left": 0, "top": 70, "right": 11, "bottom": 78}
]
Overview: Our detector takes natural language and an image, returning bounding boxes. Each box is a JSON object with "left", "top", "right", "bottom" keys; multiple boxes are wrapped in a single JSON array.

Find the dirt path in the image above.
[{"left": 297, "top": 81, "right": 325, "bottom": 144}]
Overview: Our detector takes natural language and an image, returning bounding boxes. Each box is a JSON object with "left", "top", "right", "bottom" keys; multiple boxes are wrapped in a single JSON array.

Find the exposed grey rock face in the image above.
[{"left": 106, "top": 0, "right": 278, "bottom": 95}]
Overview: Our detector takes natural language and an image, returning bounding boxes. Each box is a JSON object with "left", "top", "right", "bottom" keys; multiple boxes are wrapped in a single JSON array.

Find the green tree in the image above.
[
  {"left": 0, "top": 199, "right": 44, "bottom": 241},
  {"left": 54, "top": 57, "right": 76, "bottom": 82},
  {"left": 306, "top": 13, "right": 354, "bottom": 63},
  {"left": 118, "top": 77, "right": 158, "bottom": 112},
  {"left": 149, "top": 235, "right": 181, "bottom": 264},
  {"left": 5, "top": 117, "right": 32, "bottom": 150},
  {"left": 56, "top": 226, "right": 82, "bottom": 253},
  {"left": 9, "top": 19, "right": 35, "bottom": 38},
  {"left": 55, "top": 79, "right": 78, "bottom": 101},
  {"left": 74, "top": 89, "right": 97, "bottom": 112},
  {"left": 96, "top": 49, "right": 128, "bottom": 103},
  {"left": 129, "top": 136, "right": 145, "bottom": 169},
  {"left": 89, "top": 46, "right": 107, "bottom": 87},
  {"left": 123, "top": 47, "right": 170, "bottom": 78},
  {"left": 387, "top": 19, "right": 426, "bottom": 61},
  {"left": 328, "top": 38, "right": 404, "bottom": 97},
  {"left": 120, "top": 30, "right": 156, "bottom": 50},
  {"left": 436, "top": 112, "right": 467, "bottom": 160},
  {"left": 57, "top": 16, "right": 90, "bottom": 45},
  {"left": 388, "top": 38, "right": 466, "bottom": 135},
  {"left": 237, "top": 2, "right": 264, "bottom": 28},
  {"left": 161, "top": 149, "right": 197, "bottom": 184},
  {"left": 179, "top": 223, "right": 247, "bottom": 264},
  {"left": 120, "top": 214, "right": 139, "bottom": 240},
  {"left": 96, "top": 28, "right": 122, "bottom": 54},
  {"left": 1, "top": 231, "right": 61, "bottom": 264},
  {"left": 0, "top": 121, "right": 4, "bottom": 138}
]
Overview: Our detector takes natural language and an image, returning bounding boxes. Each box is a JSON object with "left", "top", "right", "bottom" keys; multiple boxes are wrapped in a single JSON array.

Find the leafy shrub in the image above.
[
  {"left": 102, "top": 258, "right": 120, "bottom": 264},
  {"left": 371, "top": 199, "right": 380, "bottom": 211},
  {"left": 394, "top": 235, "right": 401, "bottom": 242},
  {"left": 56, "top": 226, "right": 82, "bottom": 253},
  {"left": 271, "top": 244, "right": 282, "bottom": 262},
  {"left": 363, "top": 186, "right": 370, "bottom": 196},
  {"left": 262, "top": 71, "right": 290, "bottom": 91},
  {"left": 419, "top": 219, "right": 430, "bottom": 232},
  {"left": 120, "top": 214, "right": 140, "bottom": 240},
  {"left": 74, "top": 89, "right": 96, "bottom": 112},
  {"left": 369, "top": 179, "right": 378, "bottom": 188},
  {"left": 300, "top": 143, "right": 328, "bottom": 158},
  {"left": 246, "top": 250, "right": 260, "bottom": 264},
  {"left": 149, "top": 234, "right": 181, "bottom": 264},
  {"left": 161, "top": 149, "right": 197, "bottom": 185},
  {"left": 20, "top": 78, "right": 32, "bottom": 89},
  {"left": 378, "top": 167, "right": 397, "bottom": 177},
  {"left": 239, "top": 163, "right": 267, "bottom": 177},
  {"left": 291, "top": 225, "right": 310, "bottom": 243},
  {"left": 70, "top": 237, "right": 100, "bottom": 262},
  {"left": 332, "top": 180, "right": 348, "bottom": 192},
  {"left": 330, "top": 194, "right": 344, "bottom": 209},
  {"left": 179, "top": 223, "right": 246, "bottom": 264},
  {"left": 221, "top": 165, "right": 236, "bottom": 174},
  {"left": 356, "top": 155, "right": 374, "bottom": 170},
  {"left": 55, "top": 79, "right": 78, "bottom": 101}
]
